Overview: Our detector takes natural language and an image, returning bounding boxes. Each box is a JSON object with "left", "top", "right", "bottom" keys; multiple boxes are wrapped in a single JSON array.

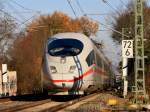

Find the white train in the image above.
[{"left": 42, "top": 33, "right": 115, "bottom": 95}]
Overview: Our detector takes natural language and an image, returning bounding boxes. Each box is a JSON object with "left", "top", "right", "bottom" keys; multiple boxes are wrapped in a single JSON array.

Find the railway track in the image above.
[
  {"left": 0, "top": 99, "right": 51, "bottom": 112},
  {"left": 1, "top": 92, "right": 146, "bottom": 111},
  {"left": 0, "top": 93, "right": 99, "bottom": 112},
  {"left": 0, "top": 97, "right": 11, "bottom": 103}
]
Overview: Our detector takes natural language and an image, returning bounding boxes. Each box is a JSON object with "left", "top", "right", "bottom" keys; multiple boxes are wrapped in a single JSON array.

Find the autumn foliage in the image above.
[{"left": 11, "top": 12, "right": 99, "bottom": 94}]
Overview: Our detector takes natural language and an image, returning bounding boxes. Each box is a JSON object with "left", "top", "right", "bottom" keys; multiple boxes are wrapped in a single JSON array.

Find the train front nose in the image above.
[
  {"left": 51, "top": 73, "right": 77, "bottom": 89},
  {"left": 50, "top": 64, "right": 78, "bottom": 89},
  {"left": 47, "top": 38, "right": 84, "bottom": 91},
  {"left": 48, "top": 59, "right": 82, "bottom": 91}
]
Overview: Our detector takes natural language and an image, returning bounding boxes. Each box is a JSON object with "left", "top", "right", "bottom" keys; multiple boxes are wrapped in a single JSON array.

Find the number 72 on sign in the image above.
[{"left": 122, "top": 40, "right": 133, "bottom": 58}]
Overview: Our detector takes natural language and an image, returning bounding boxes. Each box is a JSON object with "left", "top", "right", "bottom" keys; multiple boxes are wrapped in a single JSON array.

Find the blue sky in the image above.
[
  {"left": 4, "top": 0, "right": 149, "bottom": 17},
  {"left": 1, "top": 0, "right": 149, "bottom": 66},
  {"left": 2, "top": 0, "right": 133, "bottom": 24}
]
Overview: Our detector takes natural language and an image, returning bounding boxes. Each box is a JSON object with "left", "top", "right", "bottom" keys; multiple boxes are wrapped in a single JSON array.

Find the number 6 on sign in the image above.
[{"left": 122, "top": 40, "right": 133, "bottom": 58}]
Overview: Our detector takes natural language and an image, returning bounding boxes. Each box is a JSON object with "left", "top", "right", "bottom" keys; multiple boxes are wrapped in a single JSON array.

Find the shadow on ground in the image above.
[
  {"left": 10, "top": 94, "right": 81, "bottom": 102},
  {"left": 50, "top": 95, "right": 81, "bottom": 102}
]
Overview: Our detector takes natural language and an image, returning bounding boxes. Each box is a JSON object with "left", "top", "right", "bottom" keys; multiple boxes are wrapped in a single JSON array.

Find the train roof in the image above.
[
  {"left": 48, "top": 32, "right": 111, "bottom": 66},
  {"left": 50, "top": 32, "right": 91, "bottom": 42},
  {"left": 48, "top": 32, "right": 94, "bottom": 48}
]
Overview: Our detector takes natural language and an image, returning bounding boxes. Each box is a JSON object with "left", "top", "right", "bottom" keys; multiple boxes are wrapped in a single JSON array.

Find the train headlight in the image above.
[
  {"left": 69, "top": 65, "right": 76, "bottom": 73},
  {"left": 50, "top": 66, "right": 57, "bottom": 73}
]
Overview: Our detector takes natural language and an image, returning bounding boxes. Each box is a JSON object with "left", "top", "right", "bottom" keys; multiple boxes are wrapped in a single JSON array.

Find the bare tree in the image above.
[{"left": 0, "top": 10, "right": 17, "bottom": 66}]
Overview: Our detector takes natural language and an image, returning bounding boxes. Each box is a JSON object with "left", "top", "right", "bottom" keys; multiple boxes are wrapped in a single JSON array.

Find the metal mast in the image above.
[{"left": 134, "top": 0, "right": 148, "bottom": 104}]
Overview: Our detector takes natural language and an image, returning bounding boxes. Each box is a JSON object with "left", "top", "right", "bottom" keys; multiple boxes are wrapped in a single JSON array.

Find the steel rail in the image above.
[{"left": 0, "top": 92, "right": 99, "bottom": 112}]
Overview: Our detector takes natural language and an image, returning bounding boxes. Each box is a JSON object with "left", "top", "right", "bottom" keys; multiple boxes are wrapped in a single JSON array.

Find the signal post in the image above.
[{"left": 122, "top": 28, "right": 133, "bottom": 98}]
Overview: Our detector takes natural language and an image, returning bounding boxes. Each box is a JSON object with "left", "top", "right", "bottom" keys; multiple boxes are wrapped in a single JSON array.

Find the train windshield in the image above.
[{"left": 48, "top": 38, "right": 83, "bottom": 57}]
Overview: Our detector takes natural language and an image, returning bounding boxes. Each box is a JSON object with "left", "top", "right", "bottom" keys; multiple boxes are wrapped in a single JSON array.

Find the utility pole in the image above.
[{"left": 133, "top": 0, "right": 149, "bottom": 104}]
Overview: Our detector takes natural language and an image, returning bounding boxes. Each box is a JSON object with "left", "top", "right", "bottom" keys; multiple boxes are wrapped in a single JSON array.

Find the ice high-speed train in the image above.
[{"left": 42, "top": 33, "right": 115, "bottom": 95}]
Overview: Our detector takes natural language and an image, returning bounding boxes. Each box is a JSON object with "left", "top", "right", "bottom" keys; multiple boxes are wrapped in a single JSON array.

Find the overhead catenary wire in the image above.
[
  {"left": 18, "top": 14, "right": 36, "bottom": 26},
  {"left": 0, "top": 8, "right": 22, "bottom": 23},
  {"left": 75, "top": 0, "right": 85, "bottom": 14},
  {"left": 75, "top": 0, "right": 112, "bottom": 16},
  {"left": 101, "top": 0, "right": 121, "bottom": 15},
  {"left": 6, "top": 2, "right": 25, "bottom": 20},
  {"left": 95, "top": 19, "right": 130, "bottom": 38},
  {"left": 85, "top": 13, "right": 115, "bottom": 16},
  {"left": 0, "top": 7, "right": 36, "bottom": 27},
  {"left": 10, "top": 0, "right": 40, "bottom": 13},
  {"left": 66, "top": 0, "right": 77, "bottom": 17},
  {"left": 119, "top": 0, "right": 128, "bottom": 9},
  {"left": 6, "top": 11, "right": 38, "bottom": 14},
  {"left": 74, "top": 0, "right": 112, "bottom": 16},
  {"left": 0, "top": 0, "right": 41, "bottom": 30},
  {"left": 2, "top": 0, "right": 131, "bottom": 43},
  {"left": 1, "top": 14, "right": 37, "bottom": 38},
  {"left": 67, "top": 0, "right": 130, "bottom": 38}
]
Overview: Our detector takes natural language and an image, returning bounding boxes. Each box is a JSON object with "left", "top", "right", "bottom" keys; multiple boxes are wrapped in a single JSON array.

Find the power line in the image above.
[
  {"left": 18, "top": 15, "right": 36, "bottom": 26},
  {"left": 98, "top": 21, "right": 130, "bottom": 38},
  {"left": 86, "top": 16, "right": 130, "bottom": 38},
  {"left": 5, "top": 11, "right": 38, "bottom": 14},
  {"left": 66, "top": 0, "right": 77, "bottom": 17},
  {"left": 10, "top": 0, "right": 39, "bottom": 13},
  {"left": 65, "top": 0, "right": 130, "bottom": 38},
  {"left": 85, "top": 13, "right": 115, "bottom": 16},
  {"left": 119, "top": 0, "right": 128, "bottom": 9},
  {"left": 10, "top": 0, "right": 30, "bottom": 10},
  {"left": 1, "top": 14, "right": 37, "bottom": 37},
  {"left": 6, "top": 2, "right": 25, "bottom": 20},
  {"left": 0, "top": 8, "right": 22, "bottom": 23},
  {"left": 1, "top": 0, "right": 40, "bottom": 28},
  {"left": 101, "top": 0, "right": 121, "bottom": 15},
  {"left": 75, "top": 0, "right": 85, "bottom": 14},
  {"left": 77, "top": 2, "right": 130, "bottom": 37},
  {"left": 75, "top": 0, "right": 112, "bottom": 17},
  {"left": 98, "top": 29, "right": 110, "bottom": 31}
]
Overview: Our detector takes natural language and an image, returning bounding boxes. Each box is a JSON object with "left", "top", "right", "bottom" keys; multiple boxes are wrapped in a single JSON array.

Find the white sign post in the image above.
[
  {"left": 0, "top": 64, "right": 17, "bottom": 97},
  {"left": 8, "top": 71, "right": 17, "bottom": 96},
  {"left": 122, "top": 58, "right": 128, "bottom": 77},
  {"left": 123, "top": 80, "right": 128, "bottom": 97},
  {"left": 0, "top": 70, "right": 2, "bottom": 96},
  {"left": 122, "top": 40, "right": 133, "bottom": 98},
  {"left": 2, "top": 64, "right": 8, "bottom": 96},
  {"left": 2, "top": 64, "right": 8, "bottom": 83}
]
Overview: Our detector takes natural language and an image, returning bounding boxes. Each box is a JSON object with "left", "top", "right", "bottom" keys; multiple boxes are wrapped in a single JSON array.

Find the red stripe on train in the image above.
[
  {"left": 49, "top": 68, "right": 93, "bottom": 83},
  {"left": 49, "top": 66, "right": 107, "bottom": 83}
]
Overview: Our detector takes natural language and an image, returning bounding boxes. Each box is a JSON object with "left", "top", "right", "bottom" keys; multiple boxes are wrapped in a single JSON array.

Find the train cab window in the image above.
[
  {"left": 86, "top": 50, "right": 95, "bottom": 66},
  {"left": 48, "top": 38, "right": 84, "bottom": 57}
]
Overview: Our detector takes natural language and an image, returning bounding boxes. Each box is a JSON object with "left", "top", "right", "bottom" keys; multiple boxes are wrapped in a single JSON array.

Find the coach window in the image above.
[
  {"left": 96, "top": 54, "right": 102, "bottom": 67},
  {"left": 104, "top": 63, "right": 109, "bottom": 73},
  {"left": 86, "top": 50, "right": 95, "bottom": 66}
]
